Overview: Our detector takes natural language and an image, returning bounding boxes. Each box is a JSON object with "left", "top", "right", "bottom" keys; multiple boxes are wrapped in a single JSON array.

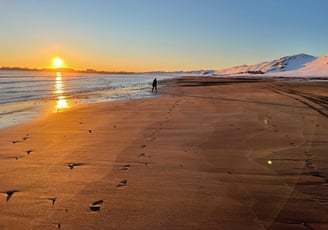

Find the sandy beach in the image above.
[{"left": 0, "top": 77, "right": 327, "bottom": 230}]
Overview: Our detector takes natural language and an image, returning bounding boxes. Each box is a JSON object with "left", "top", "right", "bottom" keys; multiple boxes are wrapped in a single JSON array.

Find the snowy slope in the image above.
[
  {"left": 148, "top": 54, "right": 328, "bottom": 78},
  {"left": 272, "top": 54, "right": 328, "bottom": 77},
  {"left": 215, "top": 54, "right": 328, "bottom": 77}
]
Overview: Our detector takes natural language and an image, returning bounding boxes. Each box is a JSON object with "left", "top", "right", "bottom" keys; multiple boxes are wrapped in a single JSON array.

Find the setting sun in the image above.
[{"left": 52, "top": 57, "right": 64, "bottom": 68}]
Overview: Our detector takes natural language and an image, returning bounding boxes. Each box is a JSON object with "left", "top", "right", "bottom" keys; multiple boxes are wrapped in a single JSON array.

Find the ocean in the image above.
[{"left": 0, "top": 70, "right": 171, "bottom": 129}]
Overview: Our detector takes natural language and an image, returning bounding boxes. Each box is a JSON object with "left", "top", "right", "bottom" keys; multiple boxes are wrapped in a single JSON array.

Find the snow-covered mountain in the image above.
[
  {"left": 276, "top": 54, "right": 328, "bottom": 77},
  {"left": 215, "top": 54, "right": 328, "bottom": 77}
]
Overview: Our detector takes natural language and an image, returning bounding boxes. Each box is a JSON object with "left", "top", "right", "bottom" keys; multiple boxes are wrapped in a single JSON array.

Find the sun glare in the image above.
[
  {"left": 54, "top": 72, "right": 69, "bottom": 110},
  {"left": 52, "top": 57, "right": 64, "bottom": 68}
]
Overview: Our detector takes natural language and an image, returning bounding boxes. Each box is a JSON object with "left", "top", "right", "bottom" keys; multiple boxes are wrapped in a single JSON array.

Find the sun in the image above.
[{"left": 52, "top": 57, "right": 64, "bottom": 68}]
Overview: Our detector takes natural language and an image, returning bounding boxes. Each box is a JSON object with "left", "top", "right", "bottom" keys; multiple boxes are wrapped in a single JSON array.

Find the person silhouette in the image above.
[{"left": 152, "top": 78, "right": 157, "bottom": 93}]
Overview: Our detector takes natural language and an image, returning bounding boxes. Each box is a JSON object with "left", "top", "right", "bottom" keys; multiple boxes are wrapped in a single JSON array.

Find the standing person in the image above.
[{"left": 152, "top": 78, "right": 157, "bottom": 93}]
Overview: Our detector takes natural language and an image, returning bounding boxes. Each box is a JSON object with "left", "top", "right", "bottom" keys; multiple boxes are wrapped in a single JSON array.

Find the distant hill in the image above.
[
  {"left": 146, "top": 53, "right": 328, "bottom": 78},
  {"left": 214, "top": 54, "right": 328, "bottom": 77},
  {"left": 276, "top": 54, "right": 328, "bottom": 77}
]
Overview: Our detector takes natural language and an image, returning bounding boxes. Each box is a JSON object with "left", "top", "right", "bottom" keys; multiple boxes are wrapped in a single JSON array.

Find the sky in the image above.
[{"left": 0, "top": 0, "right": 328, "bottom": 72}]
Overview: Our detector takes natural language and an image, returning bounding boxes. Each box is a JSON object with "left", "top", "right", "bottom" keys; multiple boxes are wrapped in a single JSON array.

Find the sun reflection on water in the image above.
[{"left": 55, "top": 72, "right": 69, "bottom": 110}]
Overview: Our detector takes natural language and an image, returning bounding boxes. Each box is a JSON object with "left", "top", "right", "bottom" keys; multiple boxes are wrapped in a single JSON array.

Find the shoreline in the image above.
[
  {"left": 0, "top": 81, "right": 162, "bottom": 131},
  {"left": 0, "top": 77, "right": 327, "bottom": 229},
  {"left": 0, "top": 71, "right": 175, "bottom": 130}
]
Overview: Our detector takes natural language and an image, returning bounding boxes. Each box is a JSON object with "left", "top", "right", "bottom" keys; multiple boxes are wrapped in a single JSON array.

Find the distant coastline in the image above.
[
  {"left": 0, "top": 66, "right": 135, "bottom": 75},
  {"left": 0, "top": 66, "right": 215, "bottom": 76}
]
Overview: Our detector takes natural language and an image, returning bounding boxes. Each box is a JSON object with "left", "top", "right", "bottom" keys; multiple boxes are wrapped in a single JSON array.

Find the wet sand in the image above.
[{"left": 0, "top": 77, "right": 327, "bottom": 229}]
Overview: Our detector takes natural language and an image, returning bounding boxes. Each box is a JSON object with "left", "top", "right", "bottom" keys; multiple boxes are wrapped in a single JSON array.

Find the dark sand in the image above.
[{"left": 0, "top": 77, "right": 327, "bottom": 229}]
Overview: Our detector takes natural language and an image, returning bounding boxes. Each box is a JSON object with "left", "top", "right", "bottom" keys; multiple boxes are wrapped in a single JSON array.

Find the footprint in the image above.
[
  {"left": 310, "top": 171, "right": 325, "bottom": 178},
  {"left": 2, "top": 190, "right": 19, "bottom": 202},
  {"left": 67, "top": 162, "right": 86, "bottom": 170},
  {"left": 117, "top": 179, "right": 128, "bottom": 188},
  {"left": 92, "top": 200, "right": 104, "bottom": 206},
  {"left": 47, "top": 197, "right": 57, "bottom": 206},
  {"left": 22, "top": 136, "right": 30, "bottom": 141},
  {"left": 138, "top": 153, "right": 151, "bottom": 158},
  {"left": 122, "top": 164, "right": 130, "bottom": 171},
  {"left": 90, "top": 200, "right": 104, "bottom": 212},
  {"left": 52, "top": 223, "right": 61, "bottom": 229},
  {"left": 134, "top": 162, "right": 148, "bottom": 166},
  {"left": 90, "top": 206, "right": 101, "bottom": 212},
  {"left": 6, "top": 155, "right": 22, "bottom": 160},
  {"left": 25, "top": 150, "right": 33, "bottom": 155}
]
